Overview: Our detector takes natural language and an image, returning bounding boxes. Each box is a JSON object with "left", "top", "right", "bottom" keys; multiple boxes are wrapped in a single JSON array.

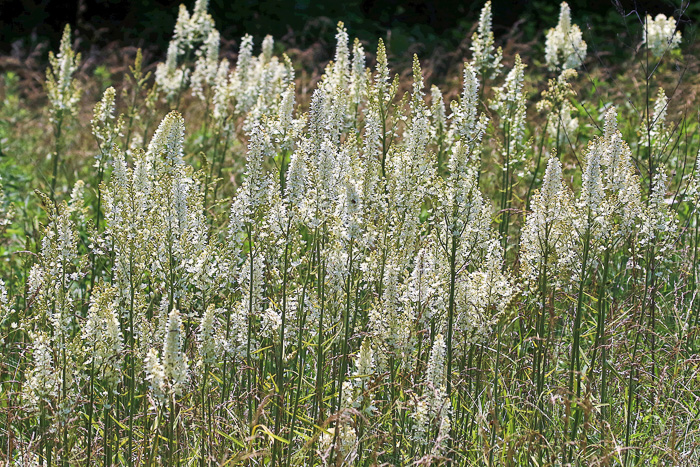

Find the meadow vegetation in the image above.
[{"left": 0, "top": 1, "right": 699, "bottom": 465}]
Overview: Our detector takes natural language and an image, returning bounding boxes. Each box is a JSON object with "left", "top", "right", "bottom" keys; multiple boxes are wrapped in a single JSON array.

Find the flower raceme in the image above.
[
  {"left": 45, "top": 25, "right": 81, "bottom": 122},
  {"left": 470, "top": 1, "right": 503, "bottom": 79},
  {"left": 545, "top": 2, "right": 587, "bottom": 71},
  {"left": 644, "top": 13, "right": 682, "bottom": 58}
]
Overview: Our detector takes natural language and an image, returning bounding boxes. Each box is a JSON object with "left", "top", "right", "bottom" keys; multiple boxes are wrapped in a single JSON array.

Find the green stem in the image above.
[
  {"left": 489, "top": 323, "right": 504, "bottom": 466},
  {"left": 272, "top": 218, "right": 292, "bottom": 464},
  {"left": 50, "top": 114, "right": 64, "bottom": 203},
  {"left": 568, "top": 224, "right": 591, "bottom": 461},
  {"left": 85, "top": 353, "right": 96, "bottom": 465},
  {"left": 337, "top": 237, "right": 354, "bottom": 413}
]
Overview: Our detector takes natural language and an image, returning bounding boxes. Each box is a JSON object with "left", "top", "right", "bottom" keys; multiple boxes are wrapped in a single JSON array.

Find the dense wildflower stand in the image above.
[{"left": 1, "top": 0, "right": 698, "bottom": 465}]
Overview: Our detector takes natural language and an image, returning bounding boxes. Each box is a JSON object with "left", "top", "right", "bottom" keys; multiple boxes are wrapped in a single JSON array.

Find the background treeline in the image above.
[{"left": 3, "top": 0, "right": 698, "bottom": 59}]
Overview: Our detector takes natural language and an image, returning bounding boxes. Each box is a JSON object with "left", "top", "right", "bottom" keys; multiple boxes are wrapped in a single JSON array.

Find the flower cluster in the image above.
[
  {"left": 545, "top": 2, "right": 587, "bottom": 70},
  {"left": 470, "top": 1, "right": 503, "bottom": 79},
  {"left": 643, "top": 13, "right": 682, "bottom": 58},
  {"left": 45, "top": 25, "right": 81, "bottom": 122},
  {"left": 155, "top": 0, "right": 218, "bottom": 101}
]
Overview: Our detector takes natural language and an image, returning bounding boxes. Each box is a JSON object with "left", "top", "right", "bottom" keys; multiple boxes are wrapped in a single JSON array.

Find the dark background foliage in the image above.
[{"left": 2, "top": 0, "right": 696, "bottom": 60}]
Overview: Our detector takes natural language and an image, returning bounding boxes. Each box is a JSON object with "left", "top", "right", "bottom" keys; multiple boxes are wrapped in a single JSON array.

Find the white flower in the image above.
[
  {"left": 640, "top": 169, "right": 677, "bottom": 249},
  {"left": 190, "top": 29, "right": 220, "bottom": 100},
  {"left": 24, "top": 332, "right": 58, "bottom": 411},
  {"left": 451, "top": 62, "right": 481, "bottom": 142},
  {"left": 91, "top": 86, "right": 116, "bottom": 138},
  {"left": 163, "top": 308, "right": 189, "bottom": 396},
  {"left": 643, "top": 14, "right": 682, "bottom": 58},
  {"left": 426, "top": 334, "right": 446, "bottom": 390},
  {"left": 545, "top": 2, "right": 587, "bottom": 70},
  {"left": 145, "top": 348, "right": 166, "bottom": 404},
  {"left": 198, "top": 305, "right": 219, "bottom": 364},
  {"left": 470, "top": 1, "right": 503, "bottom": 78},
  {"left": 155, "top": 41, "right": 188, "bottom": 101},
  {"left": 83, "top": 284, "right": 122, "bottom": 386},
  {"left": 578, "top": 140, "right": 604, "bottom": 226},
  {"left": 491, "top": 54, "right": 527, "bottom": 163},
  {"left": 45, "top": 25, "right": 81, "bottom": 121},
  {"left": 147, "top": 111, "right": 185, "bottom": 168},
  {"left": 354, "top": 337, "right": 374, "bottom": 378},
  {"left": 350, "top": 38, "right": 367, "bottom": 106}
]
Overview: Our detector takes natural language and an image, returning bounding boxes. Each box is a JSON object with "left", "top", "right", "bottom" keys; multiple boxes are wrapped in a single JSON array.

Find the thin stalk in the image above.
[
  {"left": 389, "top": 355, "right": 397, "bottom": 461},
  {"left": 500, "top": 119, "right": 511, "bottom": 253},
  {"left": 246, "top": 226, "right": 255, "bottom": 425},
  {"left": 285, "top": 229, "right": 315, "bottom": 466},
  {"left": 168, "top": 396, "right": 175, "bottom": 465},
  {"left": 525, "top": 118, "right": 550, "bottom": 211},
  {"left": 85, "top": 350, "right": 96, "bottom": 465},
  {"left": 127, "top": 250, "right": 136, "bottom": 467},
  {"left": 568, "top": 224, "right": 591, "bottom": 461},
  {"left": 314, "top": 228, "right": 327, "bottom": 424},
  {"left": 488, "top": 322, "right": 504, "bottom": 467},
  {"left": 124, "top": 48, "right": 146, "bottom": 150},
  {"left": 446, "top": 233, "right": 458, "bottom": 398},
  {"left": 50, "top": 113, "right": 64, "bottom": 203},
  {"left": 588, "top": 249, "right": 611, "bottom": 389},
  {"left": 211, "top": 123, "right": 233, "bottom": 203},
  {"left": 624, "top": 257, "right": 650, "bottom": 466},
  {"left": 174, "top": 50, "right": 193, "bottom": 110},
  {"left": 272, "top": 217, "right": 292, "bottom": 464},
  {"left": 337, "top": 237, "right": 354, "bottom": 413},
  {"left": 533, "top": 245, "right": 549, "bottom": 432},
  {"left": 104, "top": 388, "right": 112, "bottom": 466},
  {"left": 690, "top": 214, "right": 700, "bottom": 342},
  {"left": 200, "top": 363, "right": 209, "bottom": 466},
  {"left": 445, "top": 230, "right": 459, "bottom": 463}
]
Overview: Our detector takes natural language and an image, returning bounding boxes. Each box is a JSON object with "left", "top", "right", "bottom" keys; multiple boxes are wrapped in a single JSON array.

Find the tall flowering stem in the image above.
[
  {"left": 491, "top": 54, "right": 527, "bottom": 260},
  {"left": 45, "top": 25, "right": 81, "bottom": 201}
]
